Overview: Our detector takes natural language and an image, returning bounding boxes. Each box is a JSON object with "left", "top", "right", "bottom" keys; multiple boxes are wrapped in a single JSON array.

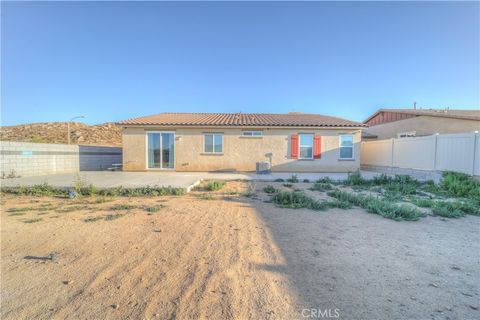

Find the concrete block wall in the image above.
[{"left": 0, "top": 141, "right": 122, "bottom": 178}]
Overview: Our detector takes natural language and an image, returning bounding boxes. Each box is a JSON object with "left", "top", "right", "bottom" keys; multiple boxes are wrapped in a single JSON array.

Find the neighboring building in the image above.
[
  {"left": 363, "top": 108, "right": 480, "bottom": 140},
  {"left": 117, "top": 112, "right": 366, "bottom": 172}
]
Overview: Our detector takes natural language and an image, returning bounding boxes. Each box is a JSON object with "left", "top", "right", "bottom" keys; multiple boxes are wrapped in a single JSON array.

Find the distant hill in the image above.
[{"left": 0, "top": 122, "right": 122, "bottom": 147}]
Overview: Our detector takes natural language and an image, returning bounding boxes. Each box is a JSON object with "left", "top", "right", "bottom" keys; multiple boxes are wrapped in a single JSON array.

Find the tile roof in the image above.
[
  {"left": 364, "top": 108, "right": 480, "bottom": 123},
  {"left": 117, "top": 112, "right": 366, "bottom": 128}
]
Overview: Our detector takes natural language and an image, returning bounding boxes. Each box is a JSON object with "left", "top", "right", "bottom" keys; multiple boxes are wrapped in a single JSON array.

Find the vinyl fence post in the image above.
[
  {"left": 472, "top": 131, "right": 479, "bottom": 176},
  {"left": 390, "top": 138, "right": 394, "bottom": 168},
  {"left": 433, "top": 133, "right": 439, "bottom": 171}
]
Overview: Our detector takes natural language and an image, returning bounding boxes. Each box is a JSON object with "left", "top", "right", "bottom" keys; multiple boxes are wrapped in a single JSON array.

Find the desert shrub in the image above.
[
  {"left": 23, "top": 218, "right": 43, "bottom": 224},
  {"left": 441, "top": 171, "right": 480, "bottom": 200},
  {"left": 104, "top": 213, "right": 125, "bottom": 221},
  {"left": 263, "top": 185, "right": 276, "bottom": 194},
  {"left": 328, "top": 199, "right": 353, "bottom": 209},
  {"left": 110, "top": 204, "right": 138, "bottom": 210},
  {"left": 303, "top": 179, "right": 310, "bottom": 183},
  {"left": 84, "top": 216, "right": 103, "bottom": 222},
  {"left": 145, "top": 205, "right": 163, "bottom": 213},
  {"left": 283, "top": 183, "right": 293, "bottom": 188},
  {"left": 316, "top": 177, "right": 332, "bottom": 184},
  {"left": 205, "top": 181, "right": 226, "bottom": 191},
  {"left": 286, "top": 174, "right": 299, "bottom": 183},
  {"left": 431, "top": 201, "right": 466, "bottom": 218},
  {"left": 458, "top": 200, "right": 480, "bottom": 216},
  {"left": 271, "top": 189, "right": 350, "bottom": 211},
  {"left": 372, "top": 173, "right": 390, "bottom": 185},
  {"left": 1, "top": 184, "right": 186, "bottom": 197},
  {"left": 274, "top": 178, "right": 285, "bottom": 182},
  {"left": 310, "top": 182, "right": 332, "bottom": 192},
  {"left": 410, "top": 197, "right": 435, "bottom": 208},
  {"left": 98, "top": 186, "right": 186, "bottom": 197},
  {"left": 346, "top": 170, "right": 365, "bottom": 186},
  {"left": 328, "top": 190, "right": 423, "bottom": 221},
  {"left": 272, "top": 190, "right": 326, "bottom": 210},
  {"left": 1, "top": 183, "right": 65, "bottom": 197},
  {"left": 383, "top": 190, "right": 403, "bottom": 202}
]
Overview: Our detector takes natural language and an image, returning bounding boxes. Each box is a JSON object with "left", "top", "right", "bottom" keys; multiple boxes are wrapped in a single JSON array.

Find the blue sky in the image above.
[{"left": 1, "top": 1, "right": 479, "bottom": 125}]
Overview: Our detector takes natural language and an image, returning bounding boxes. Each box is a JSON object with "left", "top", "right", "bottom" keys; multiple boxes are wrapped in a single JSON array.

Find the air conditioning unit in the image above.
[{"left": 256, "top": 161, "right": 271, "bottom": 174}]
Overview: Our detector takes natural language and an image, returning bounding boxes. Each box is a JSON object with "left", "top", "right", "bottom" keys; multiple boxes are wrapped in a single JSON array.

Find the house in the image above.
[
  {"left": 363, "top": 108, "right": 480, "bottom": 140},
  {"left": 117, "top": 112, "right": 366, "bottom": 172}
]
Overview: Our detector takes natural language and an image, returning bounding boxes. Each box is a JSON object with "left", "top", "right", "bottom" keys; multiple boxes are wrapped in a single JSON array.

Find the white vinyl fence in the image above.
[{"left": 361, "top": 132, "right": 480, "bottom": 176}]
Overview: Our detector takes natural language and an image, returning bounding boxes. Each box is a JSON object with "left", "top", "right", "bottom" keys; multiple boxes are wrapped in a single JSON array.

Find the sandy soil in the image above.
[{"left": 1, "top": 181, "right": 479, "bottom": 319}]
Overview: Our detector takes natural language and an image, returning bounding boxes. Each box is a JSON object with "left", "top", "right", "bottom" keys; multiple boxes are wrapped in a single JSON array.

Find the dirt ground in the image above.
[{"left": 1, "top": 181, "right": 479, "bottom": 319}]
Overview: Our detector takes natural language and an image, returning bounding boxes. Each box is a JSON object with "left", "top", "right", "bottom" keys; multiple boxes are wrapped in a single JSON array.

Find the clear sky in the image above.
[{"left": 1, "top": 1, "right": 479, "bottom": 126}]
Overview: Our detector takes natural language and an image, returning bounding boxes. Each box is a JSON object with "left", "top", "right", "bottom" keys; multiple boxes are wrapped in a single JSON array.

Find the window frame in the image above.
[
  {"left": 242, "top": 131, "right": 263, "bottom": 137},
  {"left": 298, "top": 133, "right": 314, "bottom": 160},
  {"left": 397, "top": 131, "right": 416, "bottom": 138},
  {"left": 203, "top": 133, "right": 224, "bottom": 154},
  {"left": 339, "top": 134, "right": 354, "bottom": 160}
]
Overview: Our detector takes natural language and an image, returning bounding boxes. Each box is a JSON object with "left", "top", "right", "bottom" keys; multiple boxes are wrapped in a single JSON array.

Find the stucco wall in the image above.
[
  {"left": 365, "top": 116, "right": 480, "bottom": 139},
  {"left": 121, "top": 127, "right": 361, "bottom": 172}
]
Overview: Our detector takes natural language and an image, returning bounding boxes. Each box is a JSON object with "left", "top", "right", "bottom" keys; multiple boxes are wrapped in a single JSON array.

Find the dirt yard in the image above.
[{"left": 1, "top": 181, "right": 479, "bottom": 319}]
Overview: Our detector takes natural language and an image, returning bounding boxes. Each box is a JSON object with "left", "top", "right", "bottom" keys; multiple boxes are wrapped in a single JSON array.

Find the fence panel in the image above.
[
  {"left": 435, "top": 133, "right": 476, "bottom": 175},
  {"left": 361, "top": 132, "right": 479, "bottom": 176},
  {"left": 360, "top": 139, "right": 392, "bottom": 166},
  {"left": 392, "top": 136, "right": 436, "bottom": 170}
]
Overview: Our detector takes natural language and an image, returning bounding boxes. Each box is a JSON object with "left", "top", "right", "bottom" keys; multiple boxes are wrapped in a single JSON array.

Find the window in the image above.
[
  {"left": 242, "top": 131, "right": 263, "bottom": 137},
  {"left": 339, "top": 135, "right": 354, "bottom": 159},
  {"left": 299, "top": 134, "right": 314, "bottom": 159},
  {"left": 397, "top": 131, "right": 416, "bottom": 138},
  {"left": 204, "top": 133, "right": 223, "bottom": 153}
]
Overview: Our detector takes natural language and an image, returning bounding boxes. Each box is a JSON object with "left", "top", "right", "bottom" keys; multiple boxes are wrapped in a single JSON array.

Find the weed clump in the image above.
[
  {"left": 205, "top": 181, "right": 226, "bottom": 191},
  {"left": 327, "top": 190, "right": 423, "bottom": 221},
  {"left": 263, "top": 185, "right": 276, "bottom": 194},
  {"left": 310, "top": 182, "right": 332, "bottom": 192},
  {"left": 286, "top": 174, "right": 299, "bottom": 183}
]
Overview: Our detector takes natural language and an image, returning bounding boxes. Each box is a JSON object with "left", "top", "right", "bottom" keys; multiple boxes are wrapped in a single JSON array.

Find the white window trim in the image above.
[
  {"left": 242, "top": 131, "right": 263, "bottom": 137},
  {"left": 339, "top": 134, "right": 354, "bottom": 160},
  {"left": 397, "top": 131, "right": 416, "bottom": 138},
  {"left": 204, "top": 133, "right": 224, "bottom": 153},
  {"left": 145, "top": 131, "right": 176, "bottom": 170},
  {"left": 299, "top": 133, "right": 314, "bottom": 160}
]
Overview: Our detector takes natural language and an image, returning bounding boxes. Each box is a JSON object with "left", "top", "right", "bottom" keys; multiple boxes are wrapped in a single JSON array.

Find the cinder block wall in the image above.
[{"left": 0, "top": 141, "right": 122, "bottom": 178}]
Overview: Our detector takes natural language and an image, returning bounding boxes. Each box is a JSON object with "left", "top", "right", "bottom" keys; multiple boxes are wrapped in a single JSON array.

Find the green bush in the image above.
[
  {"left": 328, "top": 190, "right": 423, "bottom": 221},
  {"left": 274, "top": 178, "right": 285, "bottom": 182},
  {"left": 271, "top": 189, "right": 351, "bottom": 211},
  {"left": 303, "top": 179, "right": 310, "bottom": 183},
  {"left": 205, "top": 181, "right": 226, "bottom": 191},
  {"left": 110, "top": 204, "right": 138, "bottom": 210},
  {"left": 316, "top": 177, "right": 332, "bottom": 184},
  {"left": 1, "top": 183, "right": 64, "bottom": 197},
  {"left": 310, "top": 182, "right": 332, "bottom": 192},
  {"left": 1, "top": 184, "right": 186, "bottom": 197},
  {"left": 286, "top": 174, "right": 299, "bottom": 183},
  {"left": 441, "top": 171, "right": 480, "bottom": 200},
  {"left": 263, "top": 185, "right": 276, "bottom": 194},
  {"left": 431, "top": 201, "right": 466, "bottom": 218},
  {"left": 346, "top": 170, "right": 365, "bottom": 186},
  {"left": 145, "top": 205, "right": 163, "bottom": 213},
  {"left": 410, "top": 197, "right": 435, "bottom": 208}
]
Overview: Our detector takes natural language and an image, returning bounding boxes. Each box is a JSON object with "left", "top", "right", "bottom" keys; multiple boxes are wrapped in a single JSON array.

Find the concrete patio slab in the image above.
[{"left": 0, "top": 171, "right": 385, "bottom": 191}]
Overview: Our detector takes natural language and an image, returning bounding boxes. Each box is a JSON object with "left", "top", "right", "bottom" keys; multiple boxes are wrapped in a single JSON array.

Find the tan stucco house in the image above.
[
  {"left": 117, "top": 112, "right": 366, "bottom": 172},
  {"left": 363, "top": 108, "right": 480, "bottom": 140}
]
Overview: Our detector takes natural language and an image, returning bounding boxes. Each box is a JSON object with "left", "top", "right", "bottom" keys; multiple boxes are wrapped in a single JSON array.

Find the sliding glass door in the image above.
[{"left": 147, "top": 132, "right": 175, "bottom": 169}]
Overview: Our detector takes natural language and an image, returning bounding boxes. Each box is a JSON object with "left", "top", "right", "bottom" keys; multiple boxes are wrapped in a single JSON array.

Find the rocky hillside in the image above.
[{"left": 0, "top": 122, "right": 122, "bottom": 146}]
